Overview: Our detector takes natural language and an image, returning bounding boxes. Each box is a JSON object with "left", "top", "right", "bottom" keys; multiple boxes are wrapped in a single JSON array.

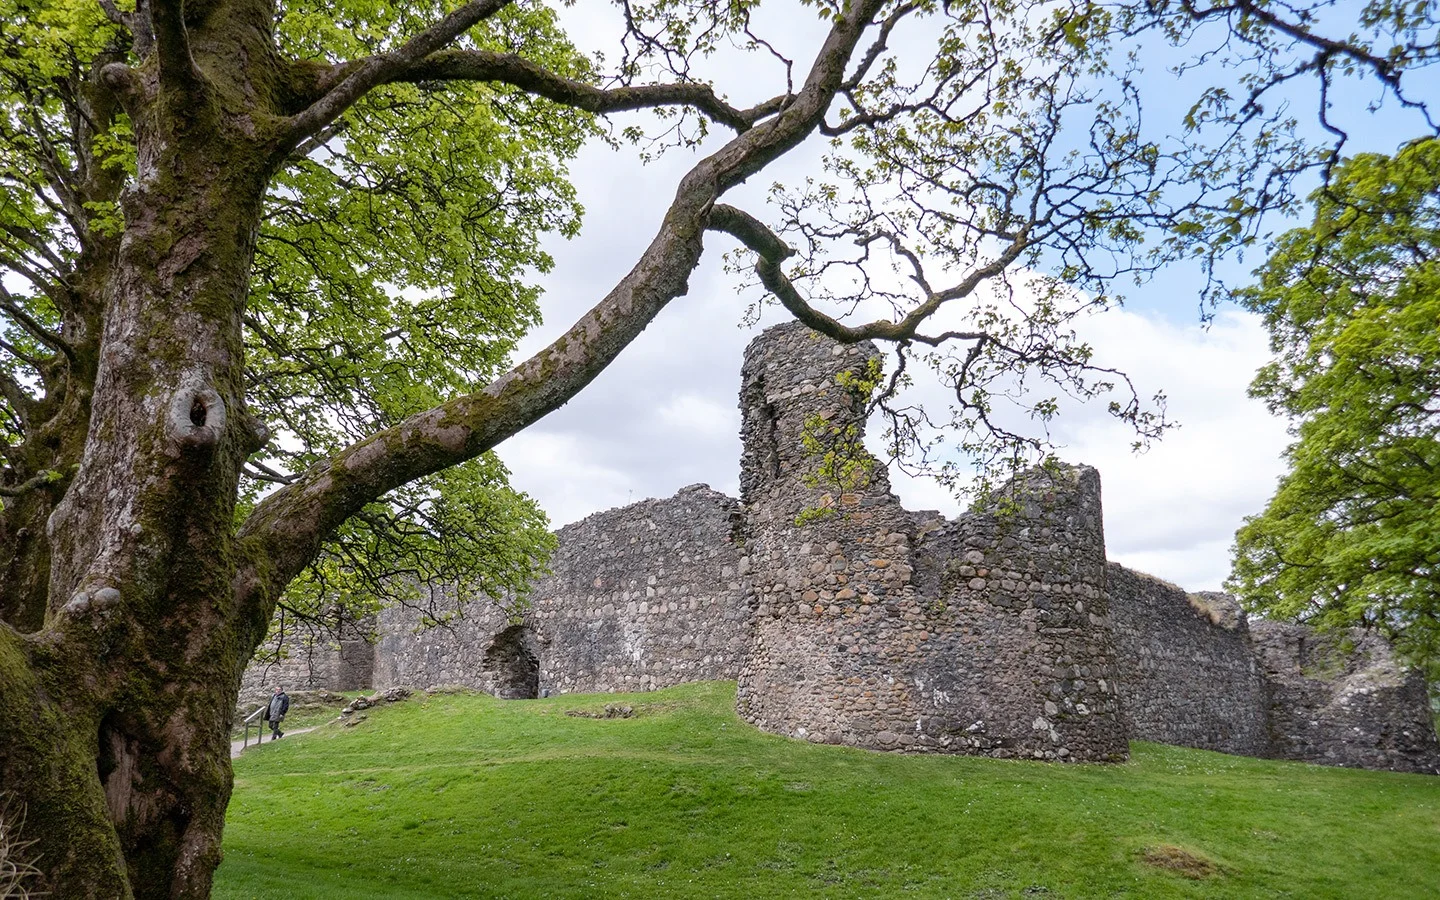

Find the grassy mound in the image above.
[{"left": 216, "top": 682, "right": 1440, "bottom": 898}]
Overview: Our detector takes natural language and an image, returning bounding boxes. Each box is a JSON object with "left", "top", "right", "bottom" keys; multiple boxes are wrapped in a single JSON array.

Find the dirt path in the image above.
[{"left": 230, "top": 725, "right": 320, "bottom": 759}]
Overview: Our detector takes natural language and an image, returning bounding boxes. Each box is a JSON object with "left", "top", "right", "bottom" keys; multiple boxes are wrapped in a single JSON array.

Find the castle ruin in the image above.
[{"left": 243, "top": 323, "right": 1440, "bottom": 774}]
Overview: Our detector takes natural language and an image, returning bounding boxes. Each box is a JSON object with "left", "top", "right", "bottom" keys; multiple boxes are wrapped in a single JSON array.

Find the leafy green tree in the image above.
[
  {"left": 0, "top": 0, "right": 1432, "bottom": 896},
  {"left": 1230, "top": 137, "right": 1440, "bottom": 684}
]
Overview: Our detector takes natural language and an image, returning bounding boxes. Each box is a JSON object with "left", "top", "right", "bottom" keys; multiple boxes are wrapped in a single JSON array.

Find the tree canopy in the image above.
[
  {"left": 1, "top": 0, "right": 584, "bottom": 633},
  {"left": 0, "top": 0, "right": 1435, "bottom": 896},
  {"left": 1230, "top": 136, "right": 1440, "bottom": 684}
]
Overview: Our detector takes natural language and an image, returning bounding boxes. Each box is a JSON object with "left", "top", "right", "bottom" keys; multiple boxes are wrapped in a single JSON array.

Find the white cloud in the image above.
[
  {"left": 1056, "top": 309, "right": 1291, "bottom": 588},
  {"left": 657, "top": 393, "right": 736, "bottom": 440},
  {"left": 499, "top": 430, "right": 639, "bottom": 525}
]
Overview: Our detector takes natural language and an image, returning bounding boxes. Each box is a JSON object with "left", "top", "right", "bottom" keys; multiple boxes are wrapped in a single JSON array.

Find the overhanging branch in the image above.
[
  {"left": 706, "top": 203, "right": 1012, "bottom": 346},
  {"left": 279, "top": 0, "right": 516, "bottom": 150},
  {"left": 235, "top": 0, "right": 891, "bottom": 630},
  {"left": 392, "top": 50, "right": 779, "bottom": 133}
]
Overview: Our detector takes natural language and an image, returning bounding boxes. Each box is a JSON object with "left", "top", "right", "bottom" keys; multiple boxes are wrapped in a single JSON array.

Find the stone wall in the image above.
[
  {"left": 525, "top": 485, "right": 752, "bottom": 695},
  {"left": 1106, "top": 565, "right": 1440, "bottom": 774},
  {"left": 734, "top": 323, "right": 1127, "bottom": 761},
  {"left": 900, "top": 467, "right": 1127, "bottom": 761},
  {"left": 372, "top": 585, "right": 515, "bottom": 694},
  {"left": 1251, "top": 621, "right": 1440, "bottom": 774},
  {"left": 238, "top": 616, "right": 374, "bottom": 709},
  {"left": 372, "top": 484, "right": 752, "bottom": 697},
  {"left": 1107, "top": 564, "right": 1269, "bottom": 756}
]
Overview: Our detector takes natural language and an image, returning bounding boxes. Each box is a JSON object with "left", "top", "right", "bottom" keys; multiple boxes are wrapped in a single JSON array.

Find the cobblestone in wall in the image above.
[
  {"left": 1106, "top": 564, "right": 1268, "bottom": 756},
  {"left": 734, "top": 323, "right": 1127, "bottom": 761},
  {"left": 525, "top": 485, "right": 752, "bottom": 695},
  {"left": 372, "top": 585, "right": 516, "bottom": 693},
  {"left": 1250, "top": 621, "right": 1440, "bottom": 774}
]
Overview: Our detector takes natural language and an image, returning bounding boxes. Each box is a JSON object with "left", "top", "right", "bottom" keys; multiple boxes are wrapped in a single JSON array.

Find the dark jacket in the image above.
[{"left": 267, "top": 692, "right": 290, "bottom": 722}]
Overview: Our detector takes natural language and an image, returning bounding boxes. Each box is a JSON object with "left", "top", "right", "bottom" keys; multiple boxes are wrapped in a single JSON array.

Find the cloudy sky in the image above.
[
  {"left": 497, "top": 141, "right": 1288, "bottom": 591},
  {"left": 492, "top": 5, "right": 1429, "bottom": 592}
]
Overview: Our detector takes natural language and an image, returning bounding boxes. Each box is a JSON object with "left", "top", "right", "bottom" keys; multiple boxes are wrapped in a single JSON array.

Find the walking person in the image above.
[{"left": 267, "top": 686, "right": 290, "bottom": 741}]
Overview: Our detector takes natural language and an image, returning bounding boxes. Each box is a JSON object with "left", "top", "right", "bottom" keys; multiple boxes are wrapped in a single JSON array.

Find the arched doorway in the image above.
[{"left": 482, "top": 624, "right": 540, "bottom": 699}]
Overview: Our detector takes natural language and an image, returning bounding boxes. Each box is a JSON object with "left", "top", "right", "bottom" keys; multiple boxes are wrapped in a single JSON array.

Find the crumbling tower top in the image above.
[{"left": 737, "top": 322, "right": 893, "bottom": 512}]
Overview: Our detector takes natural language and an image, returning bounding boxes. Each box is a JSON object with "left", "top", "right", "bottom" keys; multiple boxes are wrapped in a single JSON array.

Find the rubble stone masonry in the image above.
[
  {"left": 1106, "top": 564, "right": 1269, "bottom": 757},
  {"left": 243, "top": 323, "right": 1440, "bottom": 774},
  {"left": 733, "top": 324, "right": 1127, "bottom": 760}
]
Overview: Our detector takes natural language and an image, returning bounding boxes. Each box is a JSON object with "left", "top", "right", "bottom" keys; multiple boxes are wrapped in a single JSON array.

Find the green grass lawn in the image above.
[{"left": 215, "top": 682, "right": 1440, "bottom": 899}]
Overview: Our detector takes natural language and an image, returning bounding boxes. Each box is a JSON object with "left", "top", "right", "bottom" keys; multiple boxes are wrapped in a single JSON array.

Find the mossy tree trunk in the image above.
[
  {"left": 0, "top": 4, "right": 290, "bottom": 894},
  {"left": 0, "top": 1, "right": 885, "bottom": 896}
]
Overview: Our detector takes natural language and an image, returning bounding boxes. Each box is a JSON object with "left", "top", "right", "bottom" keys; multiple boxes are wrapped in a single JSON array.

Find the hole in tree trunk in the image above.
[
  {"left": 482, "top": 625, "right": 540, "bottom": 699},
  {"left": 189, "top": 398, "right": 207, "bottom": 427},
  {"left": 97, "top": 713, "right": 142, "bottom": 826}
]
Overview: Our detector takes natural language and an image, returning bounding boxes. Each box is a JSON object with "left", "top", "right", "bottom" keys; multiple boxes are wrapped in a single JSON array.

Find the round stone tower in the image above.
[{"left": 735, "top": 322, "right": 1128, "bottom": 761}]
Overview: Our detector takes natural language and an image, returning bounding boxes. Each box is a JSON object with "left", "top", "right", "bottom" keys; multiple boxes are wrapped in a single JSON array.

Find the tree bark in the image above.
[{"left": 0, "top": 119, "right": 271, "bottom": 900}]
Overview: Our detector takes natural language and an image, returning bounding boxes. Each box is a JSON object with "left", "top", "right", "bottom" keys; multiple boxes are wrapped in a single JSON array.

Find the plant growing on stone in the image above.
[
  {"left": 795, "top": 359, "right": 883, "bottom": 525},
  {"left": 0, "top": 0, "right": 1432, "bottom": 896}
]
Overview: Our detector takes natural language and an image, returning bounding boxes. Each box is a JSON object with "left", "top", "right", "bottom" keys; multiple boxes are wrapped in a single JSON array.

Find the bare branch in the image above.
[
  {"left": 1175, "top": 0, "right": 1437, "bottom": 132},
  {"left": 284, "top": 120, "right": 348, "bottom": 166},
  {"left": 243, "top": 459, "right": 299, "bottom": 485},
  {"left": 707, "top": 203, "right": 1017, "bottom": 346},
  {"left": 1185, "top": 0, "right": 1402, "bottom": 83}
]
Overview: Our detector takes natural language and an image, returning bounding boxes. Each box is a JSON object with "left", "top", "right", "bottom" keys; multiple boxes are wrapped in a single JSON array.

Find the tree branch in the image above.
[
  {"left": 391, "top": 50, "right": 778, "bottom": 133},
  {"left": 1186, "top": 0, "right": 1403, "bottom": 84},
  {"left": 1177, "top": 0, "right": 1437, "bottom": 131},
  {"left": 235, "top": 0, "right": 890, "bottom": 630},
  {"left": 0, "top": 337, "right": 45, "bottom": 370},
  {"left": 279, "top": 0, "right": 516, "bottom": 149},
  {"left": 0, "top": 223, "right": 70, "bottom": 277},
  {"left": 96, "top": 0, "right": 130, "bottom": 28},
  {"left": 842, "top": 0, "right": 918, "bottom": 90},
  {"left": 0, "top": 298, "right": 75, "bottom": 363},
  {"left": 0, "top": 370, "right": 33, "bottom": 432},
  {"left": 0, "top": 471, "right": 57, "bottom": 498},
  {"left": 706, "top": 203, "right": 1021, "bottom": 346},
  {"left": 149, "top": 0, "right": 202, "bottom": 95},
  {"left": 242, "top": 459, "right": 298, "bottom": 485}
]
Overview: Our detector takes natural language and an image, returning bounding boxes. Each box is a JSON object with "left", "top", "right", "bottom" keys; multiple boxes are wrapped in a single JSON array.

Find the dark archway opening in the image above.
[{"left": 483, "top": 624, "right": 540, "bottom": 699}]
